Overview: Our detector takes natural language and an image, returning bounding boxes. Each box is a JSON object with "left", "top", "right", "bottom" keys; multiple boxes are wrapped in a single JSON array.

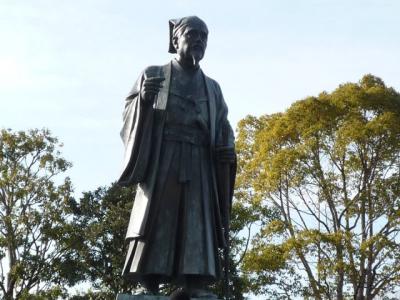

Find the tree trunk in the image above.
[
  {"left": 336, "top": 245, "right": 344, "bottom": 300},
  {"left": 5, "top": 204, "right": 16, "bottom": 300}
]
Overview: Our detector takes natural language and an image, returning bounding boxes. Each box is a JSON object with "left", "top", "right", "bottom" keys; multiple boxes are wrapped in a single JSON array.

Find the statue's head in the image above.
[{"left": 168, "top": 16, "right": 208, "bottom": 67}]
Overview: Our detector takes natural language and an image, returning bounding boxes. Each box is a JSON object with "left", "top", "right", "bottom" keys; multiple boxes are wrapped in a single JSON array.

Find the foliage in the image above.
[
  {"left": 0, "top": 128, "right": 75, "bottom": 300},
  {"left": 236, "top": 75, "right": 400, "bottom": 299},
  {"left": 68, "top": 183, "right": 137, "bottom": 298}
]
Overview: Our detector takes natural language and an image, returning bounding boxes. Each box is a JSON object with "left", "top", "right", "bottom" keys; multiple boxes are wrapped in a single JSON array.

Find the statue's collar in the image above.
[{"left": 172, "top": 58, "right": 201, "bottom": 73}]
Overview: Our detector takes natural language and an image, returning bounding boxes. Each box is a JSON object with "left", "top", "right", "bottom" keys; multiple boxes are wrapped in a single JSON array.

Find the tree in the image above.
[
  {"left": 0, "top": 129, "right": 76, "bottom": 299},
  {"left": 68, "top": 183, "right": 137, "bottom": 298},
  {"left": 236, "top": 75, "right": 400, "bottom": 299}
]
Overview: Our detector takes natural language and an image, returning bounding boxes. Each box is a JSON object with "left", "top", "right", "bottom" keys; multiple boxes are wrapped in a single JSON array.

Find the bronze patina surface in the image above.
[{"left": 118, "top": 16, "right": 236, "bottom": 297}]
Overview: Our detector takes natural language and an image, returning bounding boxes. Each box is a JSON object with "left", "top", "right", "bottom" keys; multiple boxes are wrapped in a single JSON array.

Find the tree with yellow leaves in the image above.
[{"left": 237, "top": 75, "right": 400, "bottom": 299}]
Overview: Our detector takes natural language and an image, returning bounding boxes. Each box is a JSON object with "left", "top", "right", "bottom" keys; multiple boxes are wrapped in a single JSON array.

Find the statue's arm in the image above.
[
  {"left": 213, "top": 79, "right": 237, "bottom": 220},
  {"left": 118, "top": 70, "right": 155, "bottom": 186},
  {"left": 120, "top": 67, "right": 163, "bottom": 144},
  {"left": 120, "top": 71, "right": 144, "bottom": 144},
  {"left": 214, "top": 80, "right": 236, "bottom": 163}
]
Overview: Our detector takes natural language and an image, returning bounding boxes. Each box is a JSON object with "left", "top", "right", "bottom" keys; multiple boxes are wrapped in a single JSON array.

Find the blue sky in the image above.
[{"left": 1, "top": 0, "right": 399, "bottom": 196}]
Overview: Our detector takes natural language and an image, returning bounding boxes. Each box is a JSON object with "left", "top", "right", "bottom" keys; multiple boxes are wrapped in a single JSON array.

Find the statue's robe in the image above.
[{"left": 118, "top": 60, "right": 235, "bottom": 284}]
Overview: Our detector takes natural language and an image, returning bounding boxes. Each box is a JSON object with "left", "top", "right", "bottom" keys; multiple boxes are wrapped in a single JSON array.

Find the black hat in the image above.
[{"left": 168, "top": 16, "right": 208, "bottom": 53}]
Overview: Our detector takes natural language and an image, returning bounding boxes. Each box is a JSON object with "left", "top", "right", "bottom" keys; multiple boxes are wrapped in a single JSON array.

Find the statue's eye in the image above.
[
  {"left": 185, "top": 31, "right": 195, "bottom": 39},
  {"left": 185, "top": 30, "right": 207, "bottom": 41}
]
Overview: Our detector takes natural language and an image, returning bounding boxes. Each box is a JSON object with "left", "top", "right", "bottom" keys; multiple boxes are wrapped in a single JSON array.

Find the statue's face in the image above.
[{"left": 174, "top": 23, "right": 208, "bottom": 64}]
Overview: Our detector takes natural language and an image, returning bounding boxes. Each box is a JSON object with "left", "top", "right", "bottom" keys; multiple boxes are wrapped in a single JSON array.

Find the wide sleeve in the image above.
[
  {"left": 214, "top": 81, "right": 235, "bottom": 150},
  {"left": 118, "top": 71, "right": 155, "bottom": 186},
  {"left": 214, "top": 81, "right": 237, "bottom": 222}
]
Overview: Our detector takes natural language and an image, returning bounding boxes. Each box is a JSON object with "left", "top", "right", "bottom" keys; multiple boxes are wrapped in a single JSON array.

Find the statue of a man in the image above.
[{"left": 118, "top": 16, "right": 236, "bottom": 297}]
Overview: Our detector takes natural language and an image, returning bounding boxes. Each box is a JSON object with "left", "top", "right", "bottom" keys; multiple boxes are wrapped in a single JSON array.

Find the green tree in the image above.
[
  {"left": 68, "top": 183, "right": 137, "bottom": 298},
  {"left": 0, "top": 129, "right": 76, "bottom": 299},
  {"left": 237, "top": 75, "right": 400, "bottom": 299}
]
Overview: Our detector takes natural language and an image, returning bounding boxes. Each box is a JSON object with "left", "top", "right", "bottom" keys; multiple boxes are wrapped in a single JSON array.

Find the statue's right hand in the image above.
[{"left": 140, "top": 77, "right": 165, "bottom": 104}]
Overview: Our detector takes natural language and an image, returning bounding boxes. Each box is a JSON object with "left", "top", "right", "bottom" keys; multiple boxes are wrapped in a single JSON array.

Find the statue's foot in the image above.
[
  {"left": 133, "top": 286, "right": 146, "bottom": 295},
  {"left": 134, "top": 288, "right": 160, "bottom": 296},
  {"left": 169, "top": 288, "right": 191, "bottom": 299},
  {"left": 141, "top": 278, "right": 160, "bottom": 295},
  {"left": 133, "top": 286, "right": 160, "bottom": 296}
]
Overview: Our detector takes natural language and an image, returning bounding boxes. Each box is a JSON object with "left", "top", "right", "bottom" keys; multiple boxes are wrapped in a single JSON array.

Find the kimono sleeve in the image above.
[
  {"left": 214, "top": 80, "right": 237, "bottom": 223},
  {"left": 118, "top": 72, "right": 155, "bottom": 186}
]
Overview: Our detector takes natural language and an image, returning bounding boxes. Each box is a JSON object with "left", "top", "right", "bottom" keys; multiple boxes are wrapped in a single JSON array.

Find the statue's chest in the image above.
[{"left": 166, "top": 72, "right": 209, "bottom": 128}]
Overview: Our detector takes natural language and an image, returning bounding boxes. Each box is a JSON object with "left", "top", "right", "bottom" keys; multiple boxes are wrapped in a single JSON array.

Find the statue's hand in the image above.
[
  {"left": 216, "top": 146, "right": 236, "bottom": 163},
  {"left": 140, "top": 77, "right": 165, "bottom": 104}
]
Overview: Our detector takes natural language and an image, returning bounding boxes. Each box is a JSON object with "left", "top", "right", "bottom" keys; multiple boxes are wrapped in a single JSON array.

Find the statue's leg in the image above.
[{"left": 183, "top": 275, "right": 216, "bottom": 298}]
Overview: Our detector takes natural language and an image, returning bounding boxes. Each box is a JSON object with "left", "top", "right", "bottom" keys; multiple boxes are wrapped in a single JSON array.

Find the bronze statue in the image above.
[{"left": 118, "top": 16, "right": 236, "bottom": 298}]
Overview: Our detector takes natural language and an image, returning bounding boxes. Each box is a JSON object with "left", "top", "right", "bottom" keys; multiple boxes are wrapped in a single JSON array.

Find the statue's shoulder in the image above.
[
  {"left": 202, "top": 71, "right": 228, "bottom": 111},
  {"left": 202, "top": 72, "right": 223, "bottom": 96},
  {"left": 203, "top": 72, "right": 218, "bottom": 85},
  {"left": 201, "top": 70, "right": 217, "bottom": 85}
]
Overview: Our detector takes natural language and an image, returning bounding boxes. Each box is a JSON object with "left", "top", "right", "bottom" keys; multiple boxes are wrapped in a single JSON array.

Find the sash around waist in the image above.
[{"left": 163, "top": 125, "right": 209, "bottom": 146}]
